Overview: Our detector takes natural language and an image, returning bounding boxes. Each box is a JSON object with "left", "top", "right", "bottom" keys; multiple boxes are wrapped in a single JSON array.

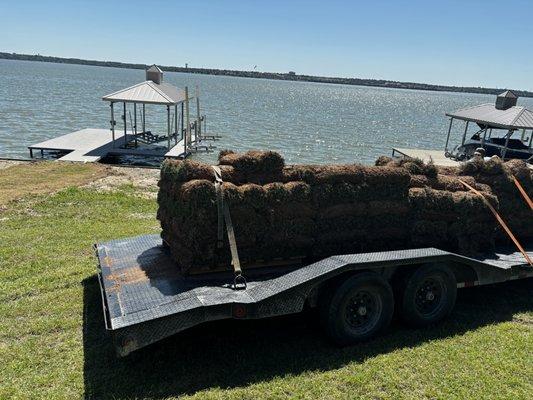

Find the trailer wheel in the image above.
[
  {"left": 399, "top": 264, "right": 456, "bottom": 327},
  {"left": 320, "top": 273, "right": 394, "bottom": 345}
]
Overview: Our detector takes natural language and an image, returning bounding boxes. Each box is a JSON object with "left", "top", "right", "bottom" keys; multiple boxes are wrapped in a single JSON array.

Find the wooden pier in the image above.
[
  {"left": 28, "top": 128, "right": 188, "bottom": 162},
  {"left": 392, "top": 147, "right": 459, "bottom": 167}
]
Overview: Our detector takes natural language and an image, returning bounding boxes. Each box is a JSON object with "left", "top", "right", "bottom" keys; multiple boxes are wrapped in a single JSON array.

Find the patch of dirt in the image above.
[
  {"left": 0, "top": 161, "right": 108, "bottom": 206},
  {"left": 0, "top": 160, "right": 28, "bottom": 170},
  {"left": 0, "top": 161, "right": 160, "bottom": 206},
  {"left": 85, "top": 166, "right": 160, "bottom": 194}
]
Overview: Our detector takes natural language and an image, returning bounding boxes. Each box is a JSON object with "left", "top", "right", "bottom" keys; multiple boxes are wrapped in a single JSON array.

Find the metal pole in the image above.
[
  {"left": 167, "top": 105, "right": 171, "bottom": 150},
  {"left": 502, "top": 130, "right": 512, "bottom": 160},
  {"left": 444, "top": 118, "right": 453, "bottom": 152},
  {"left": 529, "top": 129, "right": 533, "bottom": 148},
  {"left": 185, "top": 86, "right": 191, "bottom": 147},
  {"left": 481, "top": 127, "right": 488, "bottom": 147},
  {"left": 181, "top": 102, "right": 184, "bottom": 139},
  {"left": 488, "top": 128, "right": 492, "bottom": 138},
  {"left": 174, "top": 104, "right": 178, "bottom": 144},
  {"left": 110, "top": 102, "right": 115, "bottom": 148},
  {"left": 133, "top": 103, "right": 137, "bottom": 147},
  {"left": 461, "top": 121, "right": 469, "bottom": 146},
  {"left": 196, "top": 86, "right": 201, "bottom": 140},
  {"left": 123, "top": 102, "right": 127, "bottom": 146},
  {"left": 142, "top": 103, "right": 146, "bottom": 132}
]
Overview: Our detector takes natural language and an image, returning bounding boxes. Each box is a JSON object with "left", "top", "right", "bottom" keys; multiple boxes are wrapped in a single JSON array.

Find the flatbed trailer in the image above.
[{"left": 96, "top": 234, "right": 533, "bottom": 356}]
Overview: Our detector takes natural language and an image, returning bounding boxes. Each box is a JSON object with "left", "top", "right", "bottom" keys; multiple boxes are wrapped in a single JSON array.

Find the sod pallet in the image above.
[{"left": 157, "top": 151, "right": 531, "bottom": 274}]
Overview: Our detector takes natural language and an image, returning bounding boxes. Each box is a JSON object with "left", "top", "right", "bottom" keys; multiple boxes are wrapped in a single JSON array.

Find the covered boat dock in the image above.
[
  {"left": 394, "top": 91, "right": 533, "bottom": 165},
  {"left": 28, "top": 65, "right": 215, "bottom": 162}
]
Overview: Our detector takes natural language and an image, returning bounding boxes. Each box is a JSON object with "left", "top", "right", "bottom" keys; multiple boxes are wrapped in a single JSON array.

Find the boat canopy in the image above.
[
  {"left": 446, "top": 94, "right": 533, "bottom": 130},
  {"left": 102, "top": 80, "right": 186, "bottom": 105},
  {"left": 101, "top": 65, "right": 192, "bottom": 151}
]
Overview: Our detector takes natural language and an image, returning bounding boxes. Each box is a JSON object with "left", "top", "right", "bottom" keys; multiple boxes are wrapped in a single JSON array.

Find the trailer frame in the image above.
[{"left": 96, "top": 234, "right": 532, "bottom": 356}]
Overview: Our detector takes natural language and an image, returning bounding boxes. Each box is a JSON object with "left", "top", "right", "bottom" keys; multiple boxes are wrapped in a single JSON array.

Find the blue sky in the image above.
[{"left": 2, "top": 0, "right": 533, "bottom": 90}]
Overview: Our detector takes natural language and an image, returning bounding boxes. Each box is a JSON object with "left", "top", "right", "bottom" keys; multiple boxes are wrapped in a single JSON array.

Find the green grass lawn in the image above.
[{"left": 0, "top": 163, "right": 532, "bottom": 399}]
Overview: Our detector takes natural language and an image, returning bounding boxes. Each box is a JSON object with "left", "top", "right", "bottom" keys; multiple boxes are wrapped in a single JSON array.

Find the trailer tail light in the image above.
[{"left": 232, "top": 304, "right": 247, "bottom": 318}]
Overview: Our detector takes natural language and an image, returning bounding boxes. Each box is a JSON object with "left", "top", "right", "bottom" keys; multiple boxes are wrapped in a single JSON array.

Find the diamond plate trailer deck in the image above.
[{"left": 96, "top": 234, "right": 533, "bottom": 356}]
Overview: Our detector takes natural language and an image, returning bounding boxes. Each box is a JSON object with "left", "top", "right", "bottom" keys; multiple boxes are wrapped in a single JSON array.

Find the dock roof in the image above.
[
  {"left": 446, "top": 103, "right": 533, "bottom": 130},
  {"left": 102, "top": 80, "right": 186, "bottom": 105}
]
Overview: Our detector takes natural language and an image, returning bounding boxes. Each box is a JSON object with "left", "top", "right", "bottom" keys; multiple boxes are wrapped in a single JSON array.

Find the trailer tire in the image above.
[
  {"left": 320, "top": 272, "right": 394, "bottom": 345},
  {"left": 399, "top": 263, "right": 456, "bottom": 327}
]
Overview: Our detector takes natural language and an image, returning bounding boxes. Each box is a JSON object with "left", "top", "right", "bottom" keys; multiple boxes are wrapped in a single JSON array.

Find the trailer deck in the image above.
[{"left": 96, "top": 234, "right": 532, "bottom": 356}]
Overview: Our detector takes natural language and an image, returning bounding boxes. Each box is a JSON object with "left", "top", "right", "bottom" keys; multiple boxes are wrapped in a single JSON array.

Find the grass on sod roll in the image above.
[{"left": 0, "top": 161, "right": 532, "bottom": 399}]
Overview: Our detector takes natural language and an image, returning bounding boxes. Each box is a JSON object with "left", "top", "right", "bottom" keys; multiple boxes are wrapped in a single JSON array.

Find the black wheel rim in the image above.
[
  {"left": 344, "top": 290, "right": 382, "bottom": 335},
  {"left": 414, "top": 276, "right": 445, "bottom": 317}
]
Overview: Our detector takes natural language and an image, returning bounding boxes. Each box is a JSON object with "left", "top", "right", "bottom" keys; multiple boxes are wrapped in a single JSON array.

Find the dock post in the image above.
[
  {"left": 181, "top": 102, "right": 184, "bottom": 140},
  {"left": 444, "top": 117, "right": 453, "bottom": 152},
  {"left": 502, "top": 129, "right": 511, "bottom": 160},
  {"left": 123, "top": 102, "right": 127, "bottom": 147},
  {"left": 196, "top": 86, "right": 201, "bottom": 140},
  {"left": 185, "top": 86, "right": 190, "bottom": 149},
  {"left": 167, "top": 105, "right": 171, "bottom": 150},
  {"left": 481, "top": 127, "right": 488, "bottom": 147},
  {"left": 461, "top": 121, "right": 469, "bottom": 146},
  {"left": 110, "top": 102, "right": 115, "bottom": 148},
  {"left": 174, "top": 104, "right": 178, "bottom": 144},
  {"left": 134, "top": 103, "right": 137, "bottom": 147},
  {"left": 142, "top": 103, "right": 146, "bottom": 133}
]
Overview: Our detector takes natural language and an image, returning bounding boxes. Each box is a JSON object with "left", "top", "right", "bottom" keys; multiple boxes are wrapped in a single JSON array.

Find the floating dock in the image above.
[
  {"left": 392, "top": 148, "right": 459, "bottom": 167},
  {"left": 28, "top": 128, "right": 187, "bottom": 162}
]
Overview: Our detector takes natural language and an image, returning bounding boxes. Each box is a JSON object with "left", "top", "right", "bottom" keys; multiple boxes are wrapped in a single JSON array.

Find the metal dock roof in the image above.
[
  {"left": 102, "top": 81, "right": 187, "bottom": 105},
  {"left": 446, "top": 103, "right": 533, "bottom": 129}
]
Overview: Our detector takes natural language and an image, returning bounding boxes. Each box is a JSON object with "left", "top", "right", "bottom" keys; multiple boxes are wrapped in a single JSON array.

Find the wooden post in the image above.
[
  {"left": 444, "top": 118, "right": 453, "bottom": 152},
  {"left": 196, "top": 86, "right": 201, "bottom": 139},
  {"left": 167, "top": 105, "right": 171, "bottom": 150},
  {"left": 461, "top": 121, "right": 469, "bottom": 146},
  {"left": 110, "top": 102, "right": 115, "bottom": 148},
  {"left": 133, "top": 103, "right": 137, "bottom": 147},
  {"left": 123, "top": 102, "right": 127, "bottom": 146}
]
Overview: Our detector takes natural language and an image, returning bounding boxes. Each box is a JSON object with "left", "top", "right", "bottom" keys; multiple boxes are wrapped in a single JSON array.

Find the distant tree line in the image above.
[{"left": 2, "top": 52, "right": 532, "bottom": 97}]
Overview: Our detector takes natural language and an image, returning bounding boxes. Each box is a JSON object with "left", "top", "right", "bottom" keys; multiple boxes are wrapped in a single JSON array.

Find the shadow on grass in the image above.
[{"left": 83, "top": 276, "right": 532, "bottom": 399}]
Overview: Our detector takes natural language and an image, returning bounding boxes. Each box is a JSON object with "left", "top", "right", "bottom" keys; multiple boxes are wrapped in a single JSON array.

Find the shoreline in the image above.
[{"left": 2, "top": 51, "right": 532, "bottom": 98}]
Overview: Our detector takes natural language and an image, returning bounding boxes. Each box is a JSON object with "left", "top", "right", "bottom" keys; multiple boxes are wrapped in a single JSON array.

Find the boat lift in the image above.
[
  {"left": 444, "top": 91, "right": 533, "bottom": 162},
  {"left": 29, "top": 65, "right": 220, "bottom": 162}
]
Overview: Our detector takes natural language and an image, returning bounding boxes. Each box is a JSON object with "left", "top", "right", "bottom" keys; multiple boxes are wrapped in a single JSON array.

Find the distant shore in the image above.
[{"left": 2, "top": 51, "right": 532, "bottom": 97}]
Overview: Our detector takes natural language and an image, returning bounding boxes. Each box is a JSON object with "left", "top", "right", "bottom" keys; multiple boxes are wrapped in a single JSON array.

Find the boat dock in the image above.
[
  {"left": 28, "top": 128, "right": 187, "bottom": 162},
  {"left": 392, "top": 148, "right": 459, "bottom": 167},
  {"left": 28, "top": 65, "right": 219, "bottom": 163}
]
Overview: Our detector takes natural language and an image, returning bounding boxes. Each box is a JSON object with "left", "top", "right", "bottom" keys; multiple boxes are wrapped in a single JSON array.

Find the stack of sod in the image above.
[
  {"left": 158, "top": 151, "right": 527, "bottom": 275},
  {"left": 379, "top": 156, "right": 532, "bottom": 252},
  {"left": 157, "top": 151, "right": 412, "bottom": 274},
  {"left": 456, "top": 158, "right": 533, "bottom": 241}
]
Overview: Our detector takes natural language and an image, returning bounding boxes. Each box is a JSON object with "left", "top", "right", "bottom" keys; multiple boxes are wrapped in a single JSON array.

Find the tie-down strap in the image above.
[{"left": 212, "top": 166, "right": 245, "bottom": 285}]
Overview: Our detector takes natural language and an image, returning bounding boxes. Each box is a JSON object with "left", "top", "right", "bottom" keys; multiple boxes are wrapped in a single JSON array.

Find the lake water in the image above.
[{"left": 2, "top": 59, "right": 532, "bottom": 165}]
